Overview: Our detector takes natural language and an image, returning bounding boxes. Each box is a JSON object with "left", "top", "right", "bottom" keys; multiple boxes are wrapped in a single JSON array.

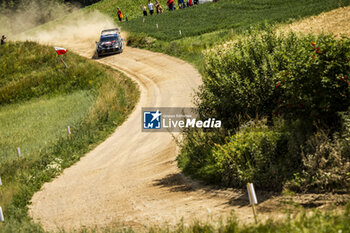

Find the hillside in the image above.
[
  {"left": 0, "top": 41, "right": 139, "bottom": 232},
  {"left": 284, "top": 6, "right": 350, "bottom": 37},
  {"left": 2, "top": 0, "right": 350, "bottom": 232}
]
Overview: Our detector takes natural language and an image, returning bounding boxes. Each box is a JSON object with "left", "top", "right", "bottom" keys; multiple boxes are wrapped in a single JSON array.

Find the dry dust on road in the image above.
[
  {"left": 19, "top": 10, "right": 348, "bottom": 232},
  {"left": 21, "top": 11, "right": 253, "bottom": 232}
]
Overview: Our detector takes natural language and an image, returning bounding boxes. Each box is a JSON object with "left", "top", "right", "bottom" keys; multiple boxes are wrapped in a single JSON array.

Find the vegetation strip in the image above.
[{"left": 0, "top": 41, "right": 139, "bottom": 232}]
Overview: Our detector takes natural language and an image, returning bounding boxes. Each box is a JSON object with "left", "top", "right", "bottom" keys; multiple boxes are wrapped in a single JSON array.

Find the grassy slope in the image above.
[
  {"left": 122, "top": 0, "right": 350, "bottom": 41},
  {"left": 86, "top": 0, "right": 169, "bottom": 21},
  {"left": 110, "top": 0, "right": 349, "bottom": 69},
  {"left": 0, "top": 91, "right": 93, "bottom": 162},
  {"left": 0, "top": 41, "right": 139, "bottom": 232}
]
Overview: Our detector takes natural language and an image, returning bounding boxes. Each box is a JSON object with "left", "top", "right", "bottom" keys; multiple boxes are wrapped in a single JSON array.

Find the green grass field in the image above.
[
  {"left": 111, "top": 0, "right": 350, "bottom": 69},
  {"left": 122, "top": 0, "right": 350, "bottom": 41},
  {"left": 86, "top": 0, "right": 169, "bottom": 21},
  {"left": 0, "top": 41, "right": 139, "bottom": 232},
  {"left": 0, "top": 91, "right": 93, "bottom": 163}
]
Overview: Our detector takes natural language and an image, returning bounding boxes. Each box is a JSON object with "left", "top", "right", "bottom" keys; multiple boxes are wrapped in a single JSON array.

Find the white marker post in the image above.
[
  {"left": 67, "top": 126, "right": 71, "bottom": 140},
  {"left": 0, "top": 176, "right": 2, "bottom": 186},
  {"left": 179, "top": 30, "right": 182, "bottom": 36},
  {"left": 156, "top": 23, "right": 159, "bottom": 29},
  {"left": 143, "top": 17, "right": 145, "bottom": 23},
  {"left": 0, "top": 206, "right": 4, "bottom": 222},
  {"left": 247, "top": 182, "right": 258, "bottom": 223},
  {"left": 17, "top": 147, "right": 21, "bottom": 159}
]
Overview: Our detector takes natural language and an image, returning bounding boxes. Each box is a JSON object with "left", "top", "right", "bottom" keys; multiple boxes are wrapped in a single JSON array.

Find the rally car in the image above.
[{"left": 95, "top": 28, "right": 124, "bottom": 57}]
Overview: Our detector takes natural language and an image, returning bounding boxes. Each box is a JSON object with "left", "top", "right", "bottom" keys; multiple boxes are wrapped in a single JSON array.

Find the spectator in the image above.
[
  {"left": 187, "top": 0, "right": 193, "bottom": 7},
  {"left": 117, "top": 7, "right": 123, "bottom": 22},
  {"left": 167, "top": 0, "right": 175, "bottom": 11},
  {"left": 178, "top": 0, "right": 185, "bottom": 9},
  {"left": 141, "top": 5, "right": 148, "bottom": 16},
  {"left": 1, "top": 35, "right": 6, "bottom": 45},
  {"left": 155, "top": 0, "right": 163, "bottom": 14},
  {"left": 147, "top": 0, "right": 154, "bottom": 15}
]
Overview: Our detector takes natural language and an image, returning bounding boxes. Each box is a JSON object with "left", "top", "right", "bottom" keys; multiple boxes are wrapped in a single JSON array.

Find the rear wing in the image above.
[{"left": 101, "top": 28, "right": 121, "bottom": 35}]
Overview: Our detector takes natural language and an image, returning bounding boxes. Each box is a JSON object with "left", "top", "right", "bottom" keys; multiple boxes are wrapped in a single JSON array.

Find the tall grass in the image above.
[
  {"left": 121, "top": 0, "right": 350, "bottom": 69},
  {"left": 0, "top": 41, "right": 139, "bottom": 232},
  {"left": 37, "top": 202, "right": 350, "bottom": 232},
  {"left": 0, "top": 91, "right": 93, "bottom": 163},
  {"left": 123, "top": 0, "right": 349, "bottom": 41}
]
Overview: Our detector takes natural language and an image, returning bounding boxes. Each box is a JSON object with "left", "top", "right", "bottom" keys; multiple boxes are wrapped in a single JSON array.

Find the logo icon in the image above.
[{"left": 143, "top": 110, "right": 161, "bottom": 129}]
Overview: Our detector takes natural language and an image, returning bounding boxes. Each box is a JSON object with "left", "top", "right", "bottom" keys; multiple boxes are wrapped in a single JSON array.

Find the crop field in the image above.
[{"left": 121, "top": 0, "right": 350, "bottom": 41}]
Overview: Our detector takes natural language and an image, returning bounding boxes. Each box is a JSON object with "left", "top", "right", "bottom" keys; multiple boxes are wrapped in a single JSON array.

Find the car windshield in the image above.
[{"left": 100, "top": 36, "right": 118, "bottom": 42}]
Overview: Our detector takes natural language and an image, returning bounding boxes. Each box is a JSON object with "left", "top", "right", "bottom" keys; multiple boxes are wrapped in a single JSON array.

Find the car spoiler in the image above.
[{"left": 101, "top": 28, "right": 121, "bottom": 35}]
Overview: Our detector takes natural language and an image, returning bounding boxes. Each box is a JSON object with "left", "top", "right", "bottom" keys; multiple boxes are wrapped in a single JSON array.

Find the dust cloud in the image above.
[
  {"left": 0, "top": 0, "right": 77, "bottom": 37},
  {"left": 16, "top": 10, "right": 118, "bottom": 57}
]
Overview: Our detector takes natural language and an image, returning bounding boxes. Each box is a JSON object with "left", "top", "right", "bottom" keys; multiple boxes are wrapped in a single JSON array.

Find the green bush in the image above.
[
  {"left": 199, "top": 30, "right": 350, "bottom": 130},
  {"left": 210, "top": 121, "right": 286, "bottom": 189},
  {"left": 286, "top": 127, "right": 350, "bottom": 193},
  {"left": 179, "top": 29, "right": 350, "bottom": 192}
]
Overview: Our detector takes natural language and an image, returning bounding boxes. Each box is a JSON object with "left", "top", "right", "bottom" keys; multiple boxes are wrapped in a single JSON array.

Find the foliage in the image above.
[
  {"left": 0, "top": 41, "right": 105, "bottom": 105},
  {"left": 121, "top": 0, "right": 350, "bottom": 41},
  {"left": 179, "top": 30, "right": 350, "bottom": 193},
  {"left": 285, "top": 127, "right": 350, "bottom": 193},
  {"left": 211, "top": 121, "right": 288, "bottom": 190},
  {"left": 0, "top": 41, "right": 139, "bottom": 232},
  {"left": 86, "top": 0, "right": 169, "bottom": 22},
  {"left": 199, "top": 30, "right": 350, "bottom": 130},
  {"left": 26, "top": 202, "right": 350, "bottom": 232}
]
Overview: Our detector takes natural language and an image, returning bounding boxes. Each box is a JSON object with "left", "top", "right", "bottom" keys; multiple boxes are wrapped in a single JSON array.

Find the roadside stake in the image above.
[
  {"left": 0, "top": 206, "right": 4, "bottom": 222},
  {"left": 67, "top": 126, "right": 71, "bottom": 140},
  {"left": 247, "top": 182, "right": 258, "bottom": 223},
  {"left": 156, "top": 23, "right": 158, "bottom": 29},
  {"left": 143, "top": 18, "right": 145, "bottom": 23},
  {"left": 16, "top": 147, "right": 21, "bottom": 159},
  {"left": 0, "top": 176, "right": 2, "bottom": 186},
  {"left": 179, "top": 30, "right": 182, "bottom": 36}
]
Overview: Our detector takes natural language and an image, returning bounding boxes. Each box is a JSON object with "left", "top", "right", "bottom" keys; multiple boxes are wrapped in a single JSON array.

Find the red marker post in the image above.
[{"left": 54, "top": 47, "right": 68, "bottom": 68}]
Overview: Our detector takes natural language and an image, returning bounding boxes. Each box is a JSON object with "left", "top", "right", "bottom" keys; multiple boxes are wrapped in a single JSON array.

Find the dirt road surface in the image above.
[
  {"left": 23, "top": 11, "right": 348, "bottom": 232},
  {"left": 22, "top": 12, "right": 251, "bottom": 232}
]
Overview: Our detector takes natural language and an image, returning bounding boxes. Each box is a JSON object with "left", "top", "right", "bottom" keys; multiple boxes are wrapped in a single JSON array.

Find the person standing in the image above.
[
  {"left": 155, "top": 0, "right": 163, "bottom": 14},
  {"left": 147, "top": 1, "right": 154, "bottom": 15},
  {"left": 141, "top": 4, "right": 148, "bottom": 16},
  {"left": 1, "top": 35, "right": 6, "bottom": 45},
  {"left": 167, "top": 0, "right": 175, "bottom": 11},
  {"left": 178, "top": 0, "right": 185, "bottom": 9},
  {"left": 117, "top": 7, "right": 123, "bottom": 22}
]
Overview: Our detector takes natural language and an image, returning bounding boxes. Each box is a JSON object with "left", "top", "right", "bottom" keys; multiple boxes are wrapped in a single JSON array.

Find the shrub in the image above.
[
  {"left": 209, "top": 120, "right": 291, "bottom": 190},
  {"left": 199, "top": 29, "right": 350, "bottom": 130},
  {"left": 286, "top": 127, "right": 350, "bottom": 193}
]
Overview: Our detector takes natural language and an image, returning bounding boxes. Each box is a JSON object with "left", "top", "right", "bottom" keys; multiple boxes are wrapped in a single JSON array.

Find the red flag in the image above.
[{"left": 54, "top": 47, "right": 67, "bottom": 55}]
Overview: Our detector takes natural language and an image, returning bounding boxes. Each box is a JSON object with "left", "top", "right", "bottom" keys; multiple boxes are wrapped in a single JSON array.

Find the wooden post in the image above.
[
  {"left": 17, "top": 147, "right": 21, "bottom": 159},
  {"left": 67, "top": 126, "right": 71, "bottom": 140},
  {"left": 0, "top": 206, "right": 4, "bottom": 222},
  {"left": 59, "top": 55, "right": 68, "bottom": 68},
  {"left": 247, "top": 182, "right": 258, "bottom": 223}
]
